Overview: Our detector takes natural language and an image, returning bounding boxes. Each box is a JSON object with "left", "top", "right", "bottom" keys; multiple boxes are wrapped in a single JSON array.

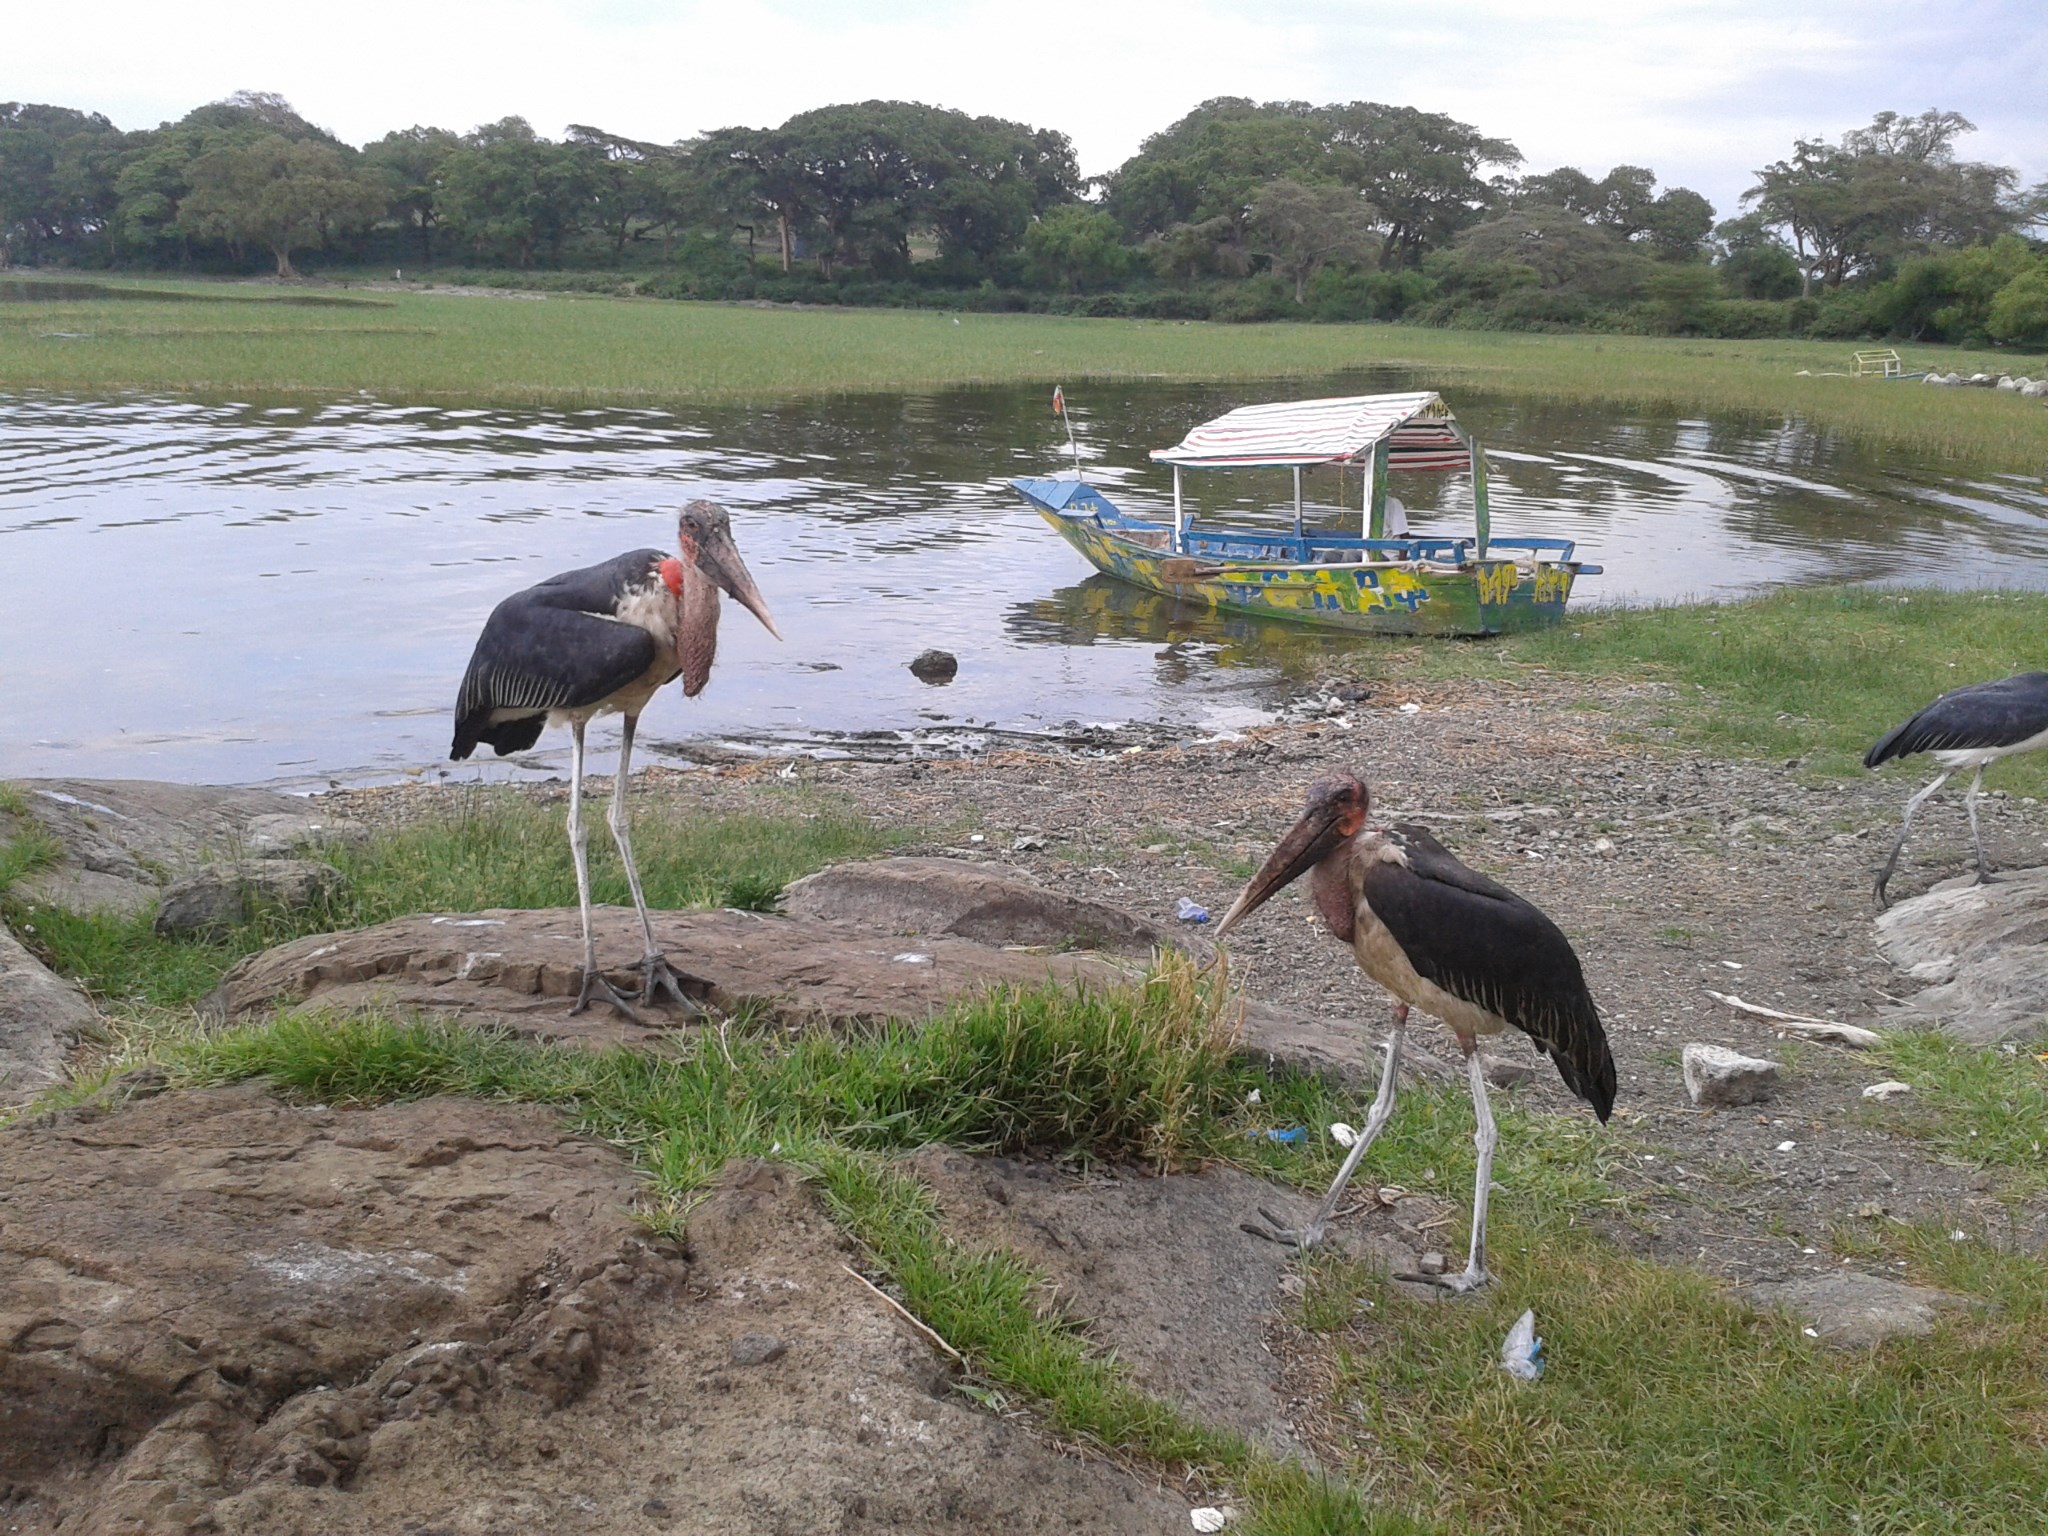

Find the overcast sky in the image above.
[{"left": 14, "top": 0, "right": 2044, "bottom": 224}]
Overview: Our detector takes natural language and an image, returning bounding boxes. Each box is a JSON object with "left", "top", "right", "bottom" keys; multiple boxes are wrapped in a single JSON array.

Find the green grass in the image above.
[
  {"left": 2, "top": 277, "right": 2044, "bottom": 472},
  {"left": 1326, "top": 586, "right": 2048, "bottom": 795},
  {"left": 2, "top": 789, "right": 894, "bottom": 1010},
  {"left": 1867, "top": 1031, "right": 2048, "bottom": 1191},
  {"left": 1301, "top": 1218, "right": 2047, "bottom": 1535}
]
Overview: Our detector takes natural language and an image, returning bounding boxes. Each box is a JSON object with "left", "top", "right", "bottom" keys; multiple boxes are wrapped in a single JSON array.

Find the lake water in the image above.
[{"left": 3, "top": 381, "right": 2044, "bottom": 786}]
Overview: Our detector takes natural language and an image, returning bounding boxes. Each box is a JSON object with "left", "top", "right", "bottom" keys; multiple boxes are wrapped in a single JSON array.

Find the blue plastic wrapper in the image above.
[
  {"left": 1248, "top": 1127, "right": 1307, "bottom": 1144},
  {"left": 1175, "top": 897, "right": 1210, "bottom": 923}
]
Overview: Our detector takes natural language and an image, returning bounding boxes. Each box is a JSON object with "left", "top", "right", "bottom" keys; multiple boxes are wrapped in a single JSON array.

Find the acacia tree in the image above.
[
  {"left": 1245, "top": 178, "right": 1378, "bottom": 301},
  {"left": 1518, "top": 163, "right": 1714, "bottom": 259},
  {"left": 1745, "top": 110, "right": 2022, "bottom": 295},
  {"left": 177, "top": 133, "right": 383, "bottom": 276}
]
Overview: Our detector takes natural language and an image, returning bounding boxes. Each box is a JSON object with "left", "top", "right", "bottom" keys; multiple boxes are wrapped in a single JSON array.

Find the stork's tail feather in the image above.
[
  {"left": 450, "top": 713, "right": 546, "bottom": 761},
  {"left": 1547, "top": 1035, "right": 1617, "bottom": 1123}
]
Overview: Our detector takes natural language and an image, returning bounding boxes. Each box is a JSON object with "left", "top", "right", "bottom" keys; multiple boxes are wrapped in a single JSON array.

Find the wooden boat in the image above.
[{"left": 1009, "top": 391, "right": 1600, "bottom": 636}]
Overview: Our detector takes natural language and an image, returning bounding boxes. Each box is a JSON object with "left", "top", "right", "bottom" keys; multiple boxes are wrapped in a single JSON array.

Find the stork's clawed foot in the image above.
[
  {"left": 1240, "top": 1205, "right": 1330, "bottom": 1250},
  {"left": 571, "top": 967, "right": 651, "bottom": 1026},
  {"left": 639, "top": 951, "right": 707, "bottom": 1016}
]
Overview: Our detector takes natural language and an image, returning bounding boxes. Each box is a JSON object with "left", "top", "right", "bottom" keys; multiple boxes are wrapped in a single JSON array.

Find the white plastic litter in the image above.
[
  {"left": 1190, "top": 1507, "right": 1234, "bottom": 1532},
  {"left": 1500, "top": 1309, "right": 1544, "bottom": 1380},
  {"left": 1861, "top": 1080, "right": 1913, "bottom": 1101},
  {"left": 1329, "top": 1122, "right": 1360, "bottom": 1147},
  {"left": 1398, "top": 702, "right": 1421, "bottom": 714}
]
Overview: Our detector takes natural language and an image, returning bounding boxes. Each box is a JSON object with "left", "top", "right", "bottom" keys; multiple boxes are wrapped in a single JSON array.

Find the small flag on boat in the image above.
[{"left": 1052, "top": 385, "right": 1065, "bottom": 416}]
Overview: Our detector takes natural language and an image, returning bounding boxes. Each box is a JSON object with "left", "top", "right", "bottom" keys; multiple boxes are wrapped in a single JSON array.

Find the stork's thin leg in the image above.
[
  {"left": 606, "top": 715, "right": 703, "bottom": 1016},
  {"left": 1874, "top": 769, "right": 1951, "bottom": 907},
  {"left": 567, "top": 719, "right": 647, "bottom": 1025},
  {"left": 1245, "top": 1005, "right": 1407, "bottom": 1250},
  {"left": 1963, "top": 764, "right": 1995, "bottom": 885},
  {"left": 1424, "top": 1047, "right": 1501, "bottom": 1291}
]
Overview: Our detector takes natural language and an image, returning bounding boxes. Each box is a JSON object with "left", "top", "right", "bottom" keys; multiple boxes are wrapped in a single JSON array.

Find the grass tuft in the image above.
[{"left": 1868, "top": 1031, "right": 2048, "bottom": 1191}]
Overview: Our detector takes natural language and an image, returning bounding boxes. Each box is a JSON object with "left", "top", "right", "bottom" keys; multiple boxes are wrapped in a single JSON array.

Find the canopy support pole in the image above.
[
  {"left": 1292, "top": 466, "right": 1304, "bottom": 544},
  {"left": 1172, "top": 465, "right": 1185, "bottom": 553},
  {"left": 1367, "top": 439, "right": 1389, "bottom": 540},
  {"left": 1471, "top": 442, "right": 1491, "bottom": 559}
]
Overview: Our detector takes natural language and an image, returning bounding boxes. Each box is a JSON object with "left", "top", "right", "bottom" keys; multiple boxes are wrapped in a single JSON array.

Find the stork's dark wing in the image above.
[
  {"left": 450, "top": 554, "right": 666, "bottom": 760},
  {"left": 1363, "top": 825, "right": 1616, "bottom": 1120},
  {"left": 1864, "top": 672, "right": 2048, "bottom": 767}
]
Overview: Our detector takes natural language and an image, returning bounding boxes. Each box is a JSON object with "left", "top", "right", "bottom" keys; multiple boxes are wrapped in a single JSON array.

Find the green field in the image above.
[{"left": 3, "top": 277, "right": 2046, "bottom": 472}]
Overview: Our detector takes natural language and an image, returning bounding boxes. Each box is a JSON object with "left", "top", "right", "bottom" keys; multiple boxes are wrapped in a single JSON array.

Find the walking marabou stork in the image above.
[
  {"left": 1865, "top": 671, "right": 2048, "bottom": 906},
  {"left": 1216, "top": 772, "right": 1615, "bottom": 1289},
  {"left": 450, "top": 500, "right": 778, "bottom": 1021}
]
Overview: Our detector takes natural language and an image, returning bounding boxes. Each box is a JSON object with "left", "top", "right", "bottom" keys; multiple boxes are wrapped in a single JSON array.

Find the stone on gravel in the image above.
[
  {"left": 1875, "top": 866, "right": 2048, "bottom": 1043},
  {"left": 907, "top": 648, "right": 959, "bottom": 684},
  {"left": 1745, "top": 1271, "right": 1972, "bottom": 1347},
  {"left": 728, "top": 1332, "right": 787, "bottom": 1366},
  {"left": 1682, "top": 1043, "right": 1781, "bottom": 1107},
  {"left": 0, "top": 925, "right": 98, "bottom": 1104},
  {"left": 782, "top": 856, "right": 1200, "bottom": 957},
  {"left": 153, "top": 858, "right": 347, "bottom": 938},
  {"left": 14, "top": 778, "right": 366, "bottom": 916}
]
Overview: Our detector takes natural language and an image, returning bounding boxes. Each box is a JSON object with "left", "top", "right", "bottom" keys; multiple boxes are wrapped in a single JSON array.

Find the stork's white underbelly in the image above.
[
  {"left": 1935, "top": 721, "right": 2048, "bottom": 770},
  {"left": 1352, "top": 892, "right": 1507, "bottom": 1045},
  {"left": 548, "top": 586, "right": 682, "bottom": 728}
]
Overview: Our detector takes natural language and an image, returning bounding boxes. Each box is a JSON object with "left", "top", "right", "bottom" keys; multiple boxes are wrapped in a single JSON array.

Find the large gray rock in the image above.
[
  {"left": 12, "top": 779, "right": 365, "bottom": 916},
  {"left": 1875, "top": 866, "right": 2048, "bottom": 1043},
  {"left": 0, "top": 926, "right": 97, "bottom": 1103},
  {"left": 1682, "top": 1043, "right": 1781, "bottom": 1107},
  {"left": 1745, "top": 1271, "right": 1972, "bottom": 1347},
  {"left": 781, "top": 856, "right": 1198, "bottom": 958},
  {"left": 153, "top": 859, "right": 348, "bottom": 939}
]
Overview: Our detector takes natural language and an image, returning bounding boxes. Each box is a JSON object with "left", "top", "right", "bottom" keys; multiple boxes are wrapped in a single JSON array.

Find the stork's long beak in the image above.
[
  {"left": 1215, "top": 800, "right": 1351, "bottom": 937},
  {"left": 696, "top": 523, "right": 781, "bottom": 640}
]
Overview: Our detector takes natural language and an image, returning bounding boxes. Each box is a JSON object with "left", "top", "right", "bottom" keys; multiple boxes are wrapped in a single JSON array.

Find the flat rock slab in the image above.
[
  {"left": 13, "top": 778, "right": 365, "bottom": 917},
  {"left": 0, "top": 1088, "right": 1186, "bottom": 1535},
  {"left": 1875, "top": 865, "right": 2048, "bottom": 1043},
  {"left": 782, "top": 855, "right": 1203, "bottom": 959},
  {"left": 208, "top": 906, "right": 1141, "bottom": 1046},
  {"left": 0, "top": 926, "right": 99, "bottom": 1104},
  {"left": 1682, "top": 1043, "right": 1781, "bottom": 1107},
  {"left": 1744, "top": 1271, "right": 1974, "bottom": 1348}
]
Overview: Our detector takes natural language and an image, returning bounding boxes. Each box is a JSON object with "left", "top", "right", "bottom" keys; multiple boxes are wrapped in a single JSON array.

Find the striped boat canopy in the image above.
[{"left": 1150, "top": 391, "right": 1470, "bottom": 472}]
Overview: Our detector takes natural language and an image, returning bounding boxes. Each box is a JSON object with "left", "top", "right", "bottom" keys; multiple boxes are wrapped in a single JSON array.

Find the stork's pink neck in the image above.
[{"left": 1310, "top": 840, "right": 1356, "bottom": 942}]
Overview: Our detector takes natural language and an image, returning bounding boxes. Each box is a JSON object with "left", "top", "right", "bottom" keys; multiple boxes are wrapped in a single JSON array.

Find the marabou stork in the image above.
[
  {"left": 1865, "top": 672, "right": 2048, "bottom": 906},
  {"left": 1216, "top": 772, "right": 1615, "bottom": 1289},
  {"left": 450, "top": 500, "right": 778, "bottom": 1020}
]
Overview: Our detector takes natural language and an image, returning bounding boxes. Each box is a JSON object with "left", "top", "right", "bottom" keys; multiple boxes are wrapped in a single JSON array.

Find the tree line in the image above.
[{"left": 2, "top": 91, "right": 2043, "bottom": 344}]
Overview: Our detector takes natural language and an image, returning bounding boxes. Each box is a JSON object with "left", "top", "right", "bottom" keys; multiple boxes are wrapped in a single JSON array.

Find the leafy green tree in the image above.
[
  {"left": 0, "top": 103, "right": 123, "bottom": 265},
  {"left": 1519, "top": 163, "right": 1713, "bottom": 259},
  {"left": 1319, "top": 102, "right": 1520, "bottom": 267},
  {"left": 363, "top": 125, "right": 459, "bottom": 262},
  {"left": 1103, "top": 98, "right": 1326, "bottom": 235},
  {"left": 438, "top": 119, "right": 594, "bottom": 268},
  {"left": 1245, "top": 178, "right": 1378, "bottom": 302},
  {"left": 1022, "top": 205, "right": 1133, "bottom": 292},
  {"left": 1450, "top": 208, "right": 1641, "bottom": 299},
  {"left": 1745, "top": 110, "right": 2024, "bottom": 295},
  {"left": 1987, "top": 263, "right": 2048, "bottom": 345},
  {"left": 1879, "top": 235, "right": 2037, "bottom": 341},
  {"left": 696, "top": 125, "right": 816, "bottom": 272},
  {"left": 1146, "top": 216, "right": 1246, "bottom": 286},
  {"left": 177, "top": 133, "right": 384, "bottom": 276}
]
